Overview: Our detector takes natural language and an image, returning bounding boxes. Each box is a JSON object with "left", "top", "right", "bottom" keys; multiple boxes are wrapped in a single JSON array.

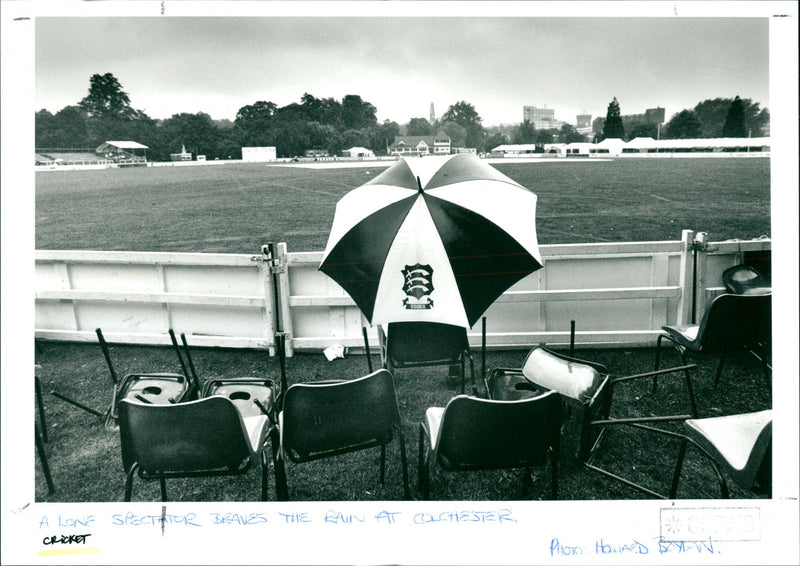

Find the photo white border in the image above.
[{"left": 2, "top": 2, "right": 797, "bottom": 564}]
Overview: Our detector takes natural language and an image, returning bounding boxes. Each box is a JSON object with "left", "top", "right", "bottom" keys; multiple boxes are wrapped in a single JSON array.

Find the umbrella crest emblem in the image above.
[{"left": 402, "top": 264, "right": 434, "bottom": 310}]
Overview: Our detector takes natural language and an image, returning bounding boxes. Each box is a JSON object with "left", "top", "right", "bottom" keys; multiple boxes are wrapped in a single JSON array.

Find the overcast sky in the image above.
[{"left": 35, "top": 13, "right": 770, "bottom": 127}]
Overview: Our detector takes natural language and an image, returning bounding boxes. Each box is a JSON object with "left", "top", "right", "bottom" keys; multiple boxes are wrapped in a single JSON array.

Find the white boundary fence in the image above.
[{"left": 35, "top": 231, "right": 770, "bottom": 356}]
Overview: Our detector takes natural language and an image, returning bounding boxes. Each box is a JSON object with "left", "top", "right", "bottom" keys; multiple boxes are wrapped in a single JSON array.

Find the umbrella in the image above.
[{"left": 319, "top": 154, "right": 543, "bottom": 329}]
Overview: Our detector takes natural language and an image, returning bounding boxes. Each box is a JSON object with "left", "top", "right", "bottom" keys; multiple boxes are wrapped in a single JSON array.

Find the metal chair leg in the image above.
[
  {"left": 379, "top": 445, "right": 386, "bottom": 484},
  {"left": 713, "top": 350, "right": 728, "bottom": 386},
  {"left": 396, "top": 424, "right": 411, "bottom": 500},
  {"left": 417, "top": 424, "right": 430, "bottom": 500},
  {"left": 261, "top": 451, "right": 269, "bottom": 501},
  {"left": 35, "top": 424, "right": 55, "bottom": 494},
  {"left": 124, "top": 465, "right": 138, "bottom": 502}
]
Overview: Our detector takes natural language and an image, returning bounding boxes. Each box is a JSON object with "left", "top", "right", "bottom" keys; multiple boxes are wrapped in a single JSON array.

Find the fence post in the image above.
[
  {"left": 256, "top": 248, "right": 278, "bottom": 357},
  {"left": 276, "top": 243, "right": 294, "bottom": 357},
  {"left": 676, "top": 229, "right": 695, "bottom": 327}
]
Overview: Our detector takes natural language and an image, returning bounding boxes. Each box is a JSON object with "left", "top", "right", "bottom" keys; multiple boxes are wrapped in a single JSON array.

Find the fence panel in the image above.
[{"left": 35, "top": 235, "right": 771, "bottom": 354}]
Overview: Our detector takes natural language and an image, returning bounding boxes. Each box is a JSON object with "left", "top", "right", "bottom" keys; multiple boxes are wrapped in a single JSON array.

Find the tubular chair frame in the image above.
[
  {"left": 178, "top": 331, "right": 279, "bottom": 422},
  {"left": 418, "top": 390, "right": 563, "bottom": 500},
  {"left": 119, "top": 396, "right": 278, "bottom": 502},
  {"left": 489, "top": 345, "right": 699, "bottom": 499},
  {"left": 35, "top": 375, "right": 55, "bottom": 494},
  {"left": 654, "top": 293, "right": 772, "bottom": 390},
  {"left": 369, "top": 321, "right": 480, "bottom": 396},
  {"left": 50, "top": 328, "right": 199, "bottom": 427},
  {"left": 275, "top": 369, "right": 411, "bottom": 501}
]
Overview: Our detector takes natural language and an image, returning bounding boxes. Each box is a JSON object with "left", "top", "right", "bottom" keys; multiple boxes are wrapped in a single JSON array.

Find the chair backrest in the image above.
[
  {"left": 722, "top": 264, "right": 771, "bottom": 295},
  {"left": 281, "top": 369, "right": 400, "bottom": 463},
  {"left": 385, "top": 322, "right": 468, "bottom": 365},
  {"left": 434, "top": 391, "right": 562, "bottom": 471},
  {"left": 118, "top": 396, "right": 252, "bottom": 476},
  {"left": 521, "top": 346, "right": 609, "bottom": 405},
  {"left": 696, "top": 293, "right": 772, "bottom": 352}
]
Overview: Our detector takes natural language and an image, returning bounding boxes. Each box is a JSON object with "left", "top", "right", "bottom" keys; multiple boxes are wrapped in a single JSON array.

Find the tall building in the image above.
[
  {"left": 430, "top": 103, "right": 436, "bottom": 125},
  {"left": 576, "top": 114, "right": 593, "bottom": 136},
  {"left": 523, "top": 105, "right": 565, "bottom": 130}
]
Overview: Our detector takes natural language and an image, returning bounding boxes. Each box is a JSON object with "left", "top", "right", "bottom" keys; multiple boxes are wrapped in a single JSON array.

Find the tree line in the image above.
[
  {"left": 35, "top": 73, "right": 770, "bottom": 161},
  {"left": 598, "top": 95, "right": 770, "bottom": 141}
]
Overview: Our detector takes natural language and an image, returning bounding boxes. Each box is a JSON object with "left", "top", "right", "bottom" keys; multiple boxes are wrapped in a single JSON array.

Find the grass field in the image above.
[
  {"left": 35, "top": 157, "right": 771, "bottom": 253},
  {"left": 35, "top": 341, "right": 771, "bottom": 503},
  {"left": 33, "top": 156, "right": 773, "bottom": 503}
]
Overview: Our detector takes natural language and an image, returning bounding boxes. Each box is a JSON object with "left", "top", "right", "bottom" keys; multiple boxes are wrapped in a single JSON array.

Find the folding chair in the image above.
[
  {"left": 654, "top": 293, "right": 772, "bottom": 388},
  {"left": 276, "top": 369, "right": 410, "bottom": 501},
  {"left": 51, "top": 328, "right": 199, "bottom": 427},
  {"left": 118, "top": 396, "right": 278, "bottom": 501},
  {"left": 418, "top": 390, "right": 562, "bottom": 500},
  {"left": 489, "top": 345, "right": 698, "bottom": 498},
  {"left": 372, "top": 321, "right": 478, "bottom": 395},
  {"left": 671, "top": 410, "right": 772, "bottom": 499}
]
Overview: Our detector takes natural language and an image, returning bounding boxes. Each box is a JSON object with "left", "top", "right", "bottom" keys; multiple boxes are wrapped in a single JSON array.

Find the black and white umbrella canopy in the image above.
[{"left": 319, "top": 154, "right": 543, "bottom": 328}]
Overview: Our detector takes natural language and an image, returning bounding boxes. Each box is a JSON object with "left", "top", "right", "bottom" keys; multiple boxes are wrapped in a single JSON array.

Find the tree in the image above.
[
  {"left": 627, "top": 122, "right": 659, "bottom": 140},
  {"left": 513, "top": 120, "right": 537, "bottom": 144},
  {"left": 341, "top": 95, "right": 377, "bottom": 130},
  {"left": 602, "top": 97, "right": 625, "bottom": 139},
  {"left": 441, "top": 101, "right": 485, "bottom": 149},
  {"left": 484, "top": 132, "right": 507, "bottom": 152},
  {"left": 693, "top": 97, "right": 769, "bottom": 138},
  {"left": 369, "top": 120, "right": 401, "bottom": 155},
  {"left": 78, "top": 73, "right": 138, "bottom": 119},
  {"left": 722, "top": 96, "right": 747, "bottom": 138},
  {"left": 663, "top": 109, "right": 702, "bottom": 139},
  {"left": 406, "top": 118, "right": 434, "bottom": 136},
  {"left": 439, "top": 121, "right": 467, "bottom": 148},
  {"left": 161, "top": 112, "right": 221, "bottom": 158},
  {"left": 558, "top": 123, "right": 585, "bottom": 144},
  {"left": 234, "top": 101, "right": 277, "bottom": 146},
  {"left": 36, "top": 106, "right": 89, "bottom": 148},
  {"left": 536, "top": 129, "right": 554, "bottom": 145}
]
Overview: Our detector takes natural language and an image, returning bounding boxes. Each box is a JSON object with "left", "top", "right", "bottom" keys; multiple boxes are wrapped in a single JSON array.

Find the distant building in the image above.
[
  {"left": 304, "top": 149, "right": 330, "bottom": 158},
  {"left": 242, "top": 146, "right": 277, "bottom": 162},
  {"left": 389, "top": 135, "right": 451, "bottom": 156},
  {"left": 523, "top": 106, "right": 565, "bottom": 130},
  {"left": 170, "top": 144, "right": 192, "bottom": 161},
  {"left": 576, "top": 114, "right": 593, "bottom": 137},
  {"left": 342, "top": 146, "right": 374, "bottom": 158},
  {"left": 98, "top": 141, "right": 149, "bottom": 162}
]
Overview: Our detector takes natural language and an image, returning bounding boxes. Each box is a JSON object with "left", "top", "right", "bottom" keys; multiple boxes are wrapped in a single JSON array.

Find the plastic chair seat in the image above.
[
  {"left": 121, "top": 373, "right": 190, "bottom": 404},
  {"left": 521, "top": 346, "right": 608, "bottom": 404},
  {"left": 201, "top": 378, "right": 275, "bottom": 419},
  {"left": 683, "top": 410, "right": 772, "bottom": 489},
  {"left": 662, "top": 325, "right": 700, "bottom": 346},
  {"left": 424, "top": 407, "right": 446, "bottom": 452}
]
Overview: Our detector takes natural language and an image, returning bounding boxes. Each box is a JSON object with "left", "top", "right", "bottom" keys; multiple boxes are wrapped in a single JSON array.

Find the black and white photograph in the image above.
[{"left": 2, "top": 1, "right": 798, "bottom": 564}]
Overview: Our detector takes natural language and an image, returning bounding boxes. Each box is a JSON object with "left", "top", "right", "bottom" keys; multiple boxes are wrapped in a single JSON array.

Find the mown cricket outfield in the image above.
[{"left": 36, "top": 157, "right": 771, "bottom": 254}]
